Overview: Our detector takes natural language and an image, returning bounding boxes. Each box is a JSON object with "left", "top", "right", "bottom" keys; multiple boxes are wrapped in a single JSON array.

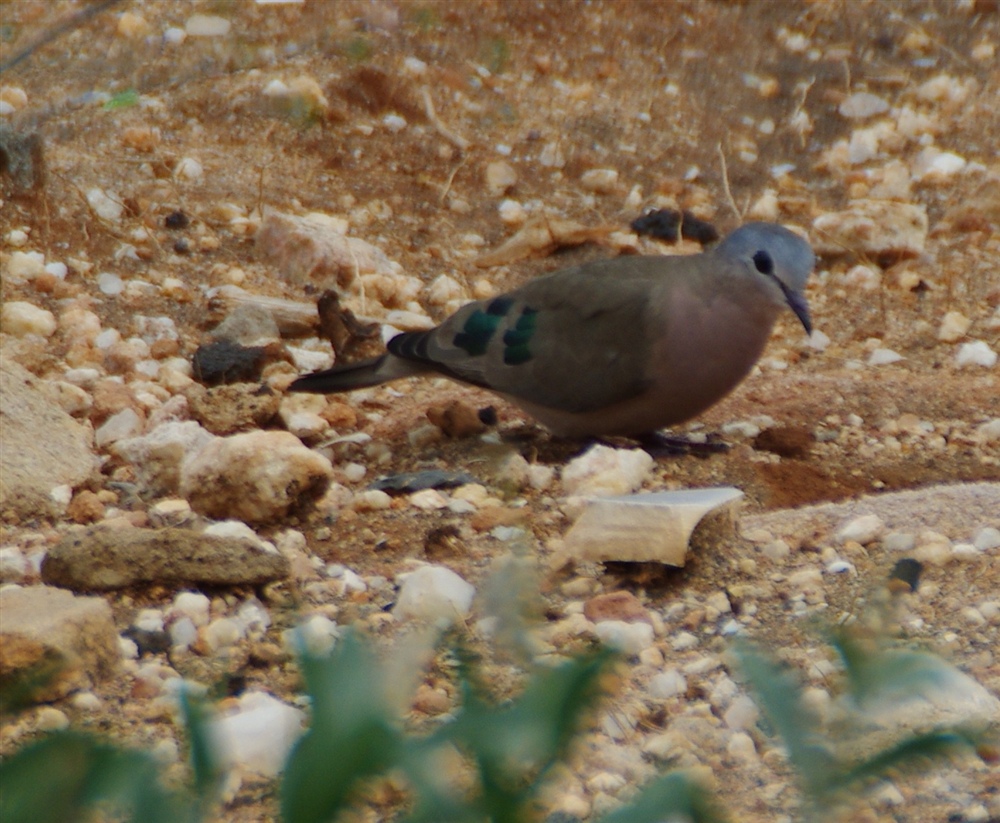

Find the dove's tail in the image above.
[{"left": 289, "top": 355, "right": 425, "bottom": 394}]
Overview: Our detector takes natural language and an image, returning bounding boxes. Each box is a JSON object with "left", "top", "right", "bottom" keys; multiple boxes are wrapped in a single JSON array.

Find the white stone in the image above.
[
  {"left": 671, "top": 631, "right": 699, "bottom": 651},
  {"left": 848, "top": 127, "right": 881, "bottom": 165},
  {"left": 169, "top": 591, "right": 211, "bottom": 627},
  {"left": 485, "top": 161, "right": 517, "bottom": 196},
  {"left": 290, "top": 614, "right": 340, "bottom": 656},
  {"left": 97, "top": 272, "right": 124, "bottom": 295},
  {"left": 951, "top": 543, "right": 982, "bottom": 560},
  {"left": 976, "top": 419, "right": 1000, "bottom": 443},
  {"left": 727, "top": 731, "right": 758, "bottom": 761},
  {"left": 883, "top": 531, "right": 915, "bottom": 552},
  {"left": 563, "top": 487, "right": 743, "bottom": 565},
  {"left": 235, "top": 599, "right": 270, "bottom": 634},
  {"left": 579, "top": 168, "right": 619, "bottom": 193},
  {"left": 648, "top": 668, "right": 687, "bottom": 699},
  {"left": 409, "top": 489, "right": 449, "bottom": 510},
  {"left": 134, "top": 608, "right": 165, "bottom": 633},
  {"left": 807, "top": 329, "right": 830, "bottom": 351},
  {"left": 393, "top": 565, "right": 475, "bottom": 625},
  {"left": 402, "top": 56, "right": 427, "bottom": 76},
  {"left": 839, "top": 92, "right": 889, "bottom": 119},
  {"left": 870, "top": 781, "right": 905, "bottom": 807},
  {"left": 0, "top": 301, "right": 56, "bottom": 338},
  {"left": 498, "top": 199, "right": 527, "bottom": 225},
  {"left": 525, "top": 464, "right": 554, "bottom": 491},
  {"left": 283, "top": 411, "right": 327, "bottom": 440},
  {"left": 382, "top": 114, "right": 407, "bottom": 133},
  {"left": 351, "top": 489, "right": 392, "bottom": 512},
  {"left": 3, "top": 251, "right": 46, "bottom": 282},
  {"left": 174, "top": 157, "right": 204, "bottom": 183},
  {"left": 115, "top": 421, "right": 215, "bottom": 494},
  {"left": 761, "top": 539, "right": 791, "bottom": 561},
  {"left": 208, "top": 691, "right": 305, "bottom": 778},
  {"left": 593, "top": 620, "right": 654, "bottom": 655},
  {"left": 868, "top": 348, "right": 904, "bottom": 366},
  {"left": 425, "top": 274, "right": 466, "bottom": 306},
  {"left": 4, "top": 228, "right": 30, "bottom": 247},
  {"left": 723, "top": 695, "right": 760, "bottom": 730},
  {"left": 118, "top": 636, "right": 139, "bottom": 659},
  {"left": 86, "top": 188, "right": 124, "bottom": 222},
  {"left": 561, "top": 445, "right": 654, "bottom": 497},
  {"left": 0, "top": 548, "right": 28, "bottom": 582},
  {"left": 912, "top": 147, "right": 966, "bottom": 182},
  {"left": 185, "top": 14, "right": 231, "bottom": 37},
  {"left": 834, "top": 514, "right": 884, "bottom": 545},
  {"left": 163, "top": 26, "right": 186, "bottom": 45},
  {"left": 203, "top": 617, "right": 245, "bottom": 652},
  {"left": 705, "top": 591, "right": 732, "bottom": 614},
  {"left": 95, "top": 408, "right": 144, "bottom": 448},
  {"left": 973, "top": 526, "right": 1000, "bottom": 551},
  {"left": 71, "top": 691, "right": 103, "bottom": 712},
  {"left": 36, "top": 707, "right": 70, "bottom": 732},
  {"left": 938, "top": 311, "right": 971, "bottom": 342},
  {"left": 955, "top": 341, "right": 997, "bottom": 368},
  {"left": 169, "top": 617, "right": 198, "bottom": 649},
  {"left": 180, "top": 431, "right": 332, "bottom": 523}
]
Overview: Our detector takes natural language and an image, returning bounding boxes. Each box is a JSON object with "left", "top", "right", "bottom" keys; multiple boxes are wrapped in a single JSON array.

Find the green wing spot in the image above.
[
  {"left": 502, "top": 307, "right": 537, "bottom": 365},
  {"left": 453, "top": 309, "right": 502, "bottom": 356}
]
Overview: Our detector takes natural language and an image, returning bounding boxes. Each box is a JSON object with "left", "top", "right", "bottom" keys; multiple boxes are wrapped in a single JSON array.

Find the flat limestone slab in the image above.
[
  {"left": 0, "top": 358, "right": 99, "bottom": 520},
  {"left": 0, "top": 585, "right": 120, "bottom": 702},
  {"left": 563, "top": 487, "right": 745, "bottom": 566}
]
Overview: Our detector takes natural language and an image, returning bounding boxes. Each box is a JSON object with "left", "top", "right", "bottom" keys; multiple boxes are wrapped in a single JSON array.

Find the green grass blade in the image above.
[
  {"left": 179, "top": 686, "right": 223, "bottom": 804},
  {"left": 732, "top": 639, "right": 837, "bottom": 796},
  {"left": 597, "top": 772, "right": 726, "bottom": 823},
  {"left": 280, "top": 630, "right": 402, "bottom": 823}
]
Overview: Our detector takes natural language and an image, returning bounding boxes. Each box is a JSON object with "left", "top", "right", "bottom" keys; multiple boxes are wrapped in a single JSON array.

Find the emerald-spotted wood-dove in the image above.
[{"left": 290, "top": 222, "right": 814, "bottom": 438}]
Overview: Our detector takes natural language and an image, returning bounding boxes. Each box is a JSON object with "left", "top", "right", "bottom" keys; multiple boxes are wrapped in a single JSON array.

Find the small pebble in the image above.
[
  {"left": 36, "top": 707, "right": 70, "bottom": 732},
  {"left": 185, "top": 14, "right": 231, "bottom": 37},
  {"left": 648, "top": 668, "right": 687, "bottom": 699},
  {"left": 883, "top": 531, "right": 915, "bottom": 552},
  {"left": 937, "top": 311, "right": 971, "bottom": 342},
  {"left": 839, "top": 91, "right": 889, "bottom": 119},
  {"left": 593, "top": 620, "right": 654, "bottom": 655},
  {"left": 834, "top": 514, "right": 884, "bottom": 545},
  {"left": 727, "top": 731, "right": 758, "bottom": 761},
  {"left": 955, "top": 341, "right": 997, "bottom": 368},
  {"left": 580, "top": 168, "right": 619, "bottom": 193},
  {"left": 0, "top": 301, "right": 56, "bottom": 338},
  {"left": 868, "top": 348, "right": 904, "bottom": 366},
  {"left": 973, "top": 526, "right": 1000, "bottom": 551}
]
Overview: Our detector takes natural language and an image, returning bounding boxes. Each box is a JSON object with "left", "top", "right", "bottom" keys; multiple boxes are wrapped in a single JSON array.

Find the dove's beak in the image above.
[{"left": 785, "top": 291, "right": 813, "bottom": 336}]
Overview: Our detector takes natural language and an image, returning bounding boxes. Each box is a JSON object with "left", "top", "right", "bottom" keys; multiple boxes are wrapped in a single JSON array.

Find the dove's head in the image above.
[{"left": 717, "top": 222, "right": 815, "bottom": 335}]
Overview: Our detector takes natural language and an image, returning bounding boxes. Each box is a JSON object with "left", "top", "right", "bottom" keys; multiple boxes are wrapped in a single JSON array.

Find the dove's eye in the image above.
[{"left": 752, "top": 250, "right": 774, "bottom": 275}]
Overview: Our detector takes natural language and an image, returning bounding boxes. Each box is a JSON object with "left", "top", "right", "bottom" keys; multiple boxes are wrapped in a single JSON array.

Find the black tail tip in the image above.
[{"left": 287, "top": 372, "right": 332, "bottom": 393}]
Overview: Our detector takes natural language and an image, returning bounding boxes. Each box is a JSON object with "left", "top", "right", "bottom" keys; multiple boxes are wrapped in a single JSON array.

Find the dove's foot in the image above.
[{"left": 636, "top": 431, "right": 729, "bottom": 458}]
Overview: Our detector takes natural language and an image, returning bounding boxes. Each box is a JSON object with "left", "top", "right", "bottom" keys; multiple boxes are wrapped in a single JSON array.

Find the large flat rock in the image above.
[
  {"left": 0, "top": 585, "right": 120, "bottom": 702},
  {"left": 0, "top": 358, "right": 99, "bottom": 521},
  {"left": 41, "top": 526, "right": 291, "bottom": 591}
]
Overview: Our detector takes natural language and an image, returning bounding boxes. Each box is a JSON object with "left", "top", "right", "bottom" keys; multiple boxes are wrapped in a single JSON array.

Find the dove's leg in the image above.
[{"left": 637, "top": 431, "right": 730, "bottom": 458}]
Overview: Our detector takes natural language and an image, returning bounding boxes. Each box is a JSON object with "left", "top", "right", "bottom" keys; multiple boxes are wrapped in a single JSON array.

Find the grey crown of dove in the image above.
[{"left": 290, "top": 222, "right": 815, "bottom": 438}]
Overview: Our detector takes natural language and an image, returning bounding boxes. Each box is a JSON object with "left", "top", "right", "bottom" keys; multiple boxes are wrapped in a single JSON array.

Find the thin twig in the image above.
[
  {"left": 716, "top": 143, "right": 742, "bottom": 224},
  {"left": 0, "top": 0, "right": 125, "bottom": 74},
  {"left": 439, "top": 157, "right": 467, "bottom": 205},
  {"left": 421, "top": 87, "right": 471, "bottom": 152}
]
